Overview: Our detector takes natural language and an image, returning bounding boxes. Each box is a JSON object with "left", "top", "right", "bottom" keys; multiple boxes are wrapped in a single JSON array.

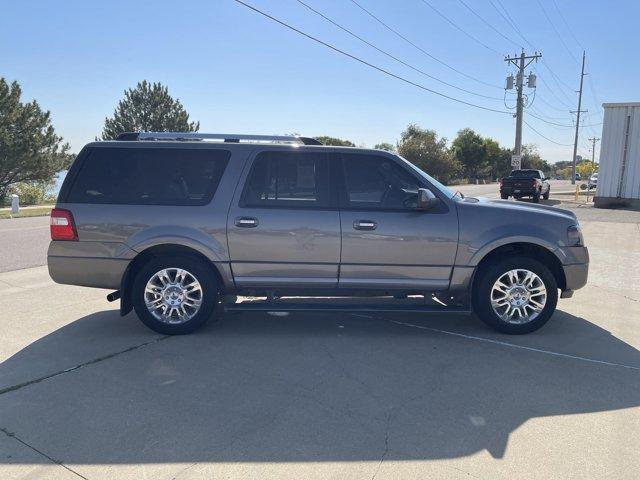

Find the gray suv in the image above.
[{"left": 48, "top": 132, "right": 589, "bottom": 335}]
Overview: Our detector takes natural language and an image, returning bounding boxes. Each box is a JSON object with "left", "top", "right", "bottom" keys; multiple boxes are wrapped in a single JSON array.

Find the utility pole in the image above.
[
  {"left": 505, "top": 50, "right": 542, "bottom": 170},
  {"left": 571, "top": 51, "right": 587, "bottom": 185},
  {"left": 588, "top": 136, "right": 600, "bottom": 174}
]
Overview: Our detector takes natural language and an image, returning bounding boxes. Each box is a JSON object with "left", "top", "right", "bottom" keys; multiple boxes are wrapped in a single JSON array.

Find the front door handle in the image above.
[
  {"left": 235, "top": 217, "right": 259, "bottom": 228},
  {"left": 353, "top": 220, "right": 377, "bottom": 231}
]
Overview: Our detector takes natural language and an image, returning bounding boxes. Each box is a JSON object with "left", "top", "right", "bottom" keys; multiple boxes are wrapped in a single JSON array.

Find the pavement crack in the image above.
[
  {"left": 590, "top": 283, "right": 638, "bottom": 302},
  {"left": 0, "top": 335, "right": 170, "bottom": 396},
  {"left": 370, "top": 413, "right": 391, "bottom": 480},
  {"left": 1, "top": 427, "right": 89, "bottom": 479}
]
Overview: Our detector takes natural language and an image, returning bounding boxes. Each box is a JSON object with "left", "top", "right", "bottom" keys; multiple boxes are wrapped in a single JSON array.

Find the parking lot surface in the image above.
[{"left": 0, "top": 192, "right": 639, "bottom": 479}]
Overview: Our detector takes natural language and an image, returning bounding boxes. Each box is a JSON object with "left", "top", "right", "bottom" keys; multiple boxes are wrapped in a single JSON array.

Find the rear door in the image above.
[
  {"left": 337, "top": 152, "right": 458, "bottom": 290},
  {"left": 227, "top": 149, "right": 341, "bottom": 288}
]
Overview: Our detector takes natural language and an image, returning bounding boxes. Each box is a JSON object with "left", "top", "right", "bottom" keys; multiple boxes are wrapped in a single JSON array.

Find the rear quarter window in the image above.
[{"left": 66, "top": 147, "right": 230, "bottom": 205}]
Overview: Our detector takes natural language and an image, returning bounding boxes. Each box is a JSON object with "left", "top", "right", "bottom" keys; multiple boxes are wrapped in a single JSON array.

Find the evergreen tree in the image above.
[
  {"left": 0, "top": 78, "right": 70, "bottom": 201},
  {"left": 102, "top": 81, "right": 199, "bottom": 139}
]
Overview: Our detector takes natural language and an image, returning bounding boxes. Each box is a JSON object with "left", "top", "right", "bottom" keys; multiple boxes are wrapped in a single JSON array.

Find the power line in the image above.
[
  {"left": 527, "top": 111, "right": 574, "bottom": 128},
  {"left": 294, "top": 0, "right": 503, "bottom": 100},
  {"left": 550, "top": 0, "right": 583, "bottom": 50},
  {"left": 347, "top": 0, "right": 503, "bottom": 90},
  {"left": 537, "top": 75, "right": 574, "bottom": 108},
  {"left": 457, "top": 0, "right": 521, "bottom": 48},
  {"left": 523, "top": 119, "right": 573, "bottom": 146},
  {"left": 417, "top": 0, "right": 502, "bottom": 54},
  {"left": 535, "top": 92, "right": 571, "bottom": 112},
  {"left": 491, "top": 0, "right": 534, "bottom": 49},
  {"left": 490, "top": 0, "right": 577, "bottom": 108},
  {"left": 234, "top": 0, "right": 510, "bottom": 114},
  {"left": 534, "top": 0, "right": 580, "bottom": 65}
]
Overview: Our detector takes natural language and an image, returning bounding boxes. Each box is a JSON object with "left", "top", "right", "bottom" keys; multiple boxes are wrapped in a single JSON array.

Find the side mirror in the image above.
[{"left": 417, "top": 188, "right": 439, "bottom": 210}]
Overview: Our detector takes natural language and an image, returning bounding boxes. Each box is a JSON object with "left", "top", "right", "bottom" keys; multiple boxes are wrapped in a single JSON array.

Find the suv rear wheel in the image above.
[
  {"left": 472, "top": 256, "right": 558, "bottom": 334},
  {"left": 132, "top": 256, "right": 220, "bottom": 334}
]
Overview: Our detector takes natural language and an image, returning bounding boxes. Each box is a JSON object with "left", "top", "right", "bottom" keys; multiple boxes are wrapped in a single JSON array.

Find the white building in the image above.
[{"left": 595, "top": 103, "right": 640, "bottom": 209}]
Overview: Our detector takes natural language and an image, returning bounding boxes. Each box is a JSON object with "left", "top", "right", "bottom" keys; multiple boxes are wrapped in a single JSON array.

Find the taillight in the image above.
[{"left": 50, "top": 208, "right": 78, "bottom": 241}]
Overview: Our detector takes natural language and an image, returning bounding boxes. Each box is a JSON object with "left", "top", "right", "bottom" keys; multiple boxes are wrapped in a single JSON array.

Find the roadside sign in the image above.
[{"left": 511, "top": 154, "right": 522, "bottom": 169}]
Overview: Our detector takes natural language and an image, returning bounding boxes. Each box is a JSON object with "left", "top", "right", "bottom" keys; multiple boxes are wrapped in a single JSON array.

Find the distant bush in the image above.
[{"left": 7, "top": 181, "right": 52, "bottom": 205}]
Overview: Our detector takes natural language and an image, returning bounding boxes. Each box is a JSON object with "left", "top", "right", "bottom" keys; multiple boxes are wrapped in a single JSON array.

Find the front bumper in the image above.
[
  {"left": 555, "top": 245, "right": 589, "bottom": 296},
  {"left": 562, "top": 262, "right": 589, "bottom": 292}
]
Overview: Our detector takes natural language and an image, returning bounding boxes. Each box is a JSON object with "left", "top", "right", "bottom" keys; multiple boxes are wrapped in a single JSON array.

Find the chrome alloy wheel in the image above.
[
  {"left": 490, "top": 269, "right": 547, "bottom": 324},
  {"left": 144, "top": 268, "right": 203, "bottom": 324}
]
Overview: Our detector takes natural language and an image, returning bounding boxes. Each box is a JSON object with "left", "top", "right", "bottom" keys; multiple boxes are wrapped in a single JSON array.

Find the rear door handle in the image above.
[
  {"left": 235, "top": 217, "right": 259, "bottom": 228},
  {"left": 353, "top": 220, "right": 377, "bottom": 231}
]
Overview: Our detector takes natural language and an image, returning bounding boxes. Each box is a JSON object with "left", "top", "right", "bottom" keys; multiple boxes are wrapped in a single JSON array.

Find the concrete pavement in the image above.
[{"left": 0, "top": 206, "right": 639, "bottom": 479}]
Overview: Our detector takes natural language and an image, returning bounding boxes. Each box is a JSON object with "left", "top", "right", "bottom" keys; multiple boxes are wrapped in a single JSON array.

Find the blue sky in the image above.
[{"left": 2, "top": 0, "right": 638, "bottom": 163}]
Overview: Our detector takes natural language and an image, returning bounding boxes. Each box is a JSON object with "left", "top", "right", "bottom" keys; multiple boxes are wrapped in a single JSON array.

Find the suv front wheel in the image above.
[
  {"left": 472, "top": 256, "right": 558, "bottom": 334},
  {"left": 132, "top": 256, "right": 220, "bottom": 335}
]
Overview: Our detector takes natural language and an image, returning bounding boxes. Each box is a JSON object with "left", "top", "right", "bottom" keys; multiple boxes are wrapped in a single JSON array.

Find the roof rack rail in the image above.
[{"left": 115, "top": 132, "right": 322, "bottom": 146}]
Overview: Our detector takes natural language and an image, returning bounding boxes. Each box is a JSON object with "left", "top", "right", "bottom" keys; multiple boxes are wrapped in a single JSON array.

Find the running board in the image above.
[{"left": 224, "top": 302, "right": 471, "bottom": 314}]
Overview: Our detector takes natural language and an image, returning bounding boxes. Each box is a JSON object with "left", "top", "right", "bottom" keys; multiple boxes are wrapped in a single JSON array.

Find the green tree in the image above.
[
  {"left": 102, "top": 81, "right": 199, "bottom": 140},
  {"left": 313, "top": 136, "right": 355, "bottom": 147},
  {"left": 482, "top": 137, "right": 510, "bottom": 180},
  {"left": 521, "top": 145, "right": 551, "bottom": 173},
  {"left": 374, "top": 142, "right": 395, "bottom": 152},
  {"left": 0, "top": 78, "right": 70, "bottom": 202},
  {"left": 397, "top": 124, "right": 460, "bottom": 184},
  {"left": 577, "top": 161, "right": 597, "bottom": 178},
  {"left": 451, "top": 128, "right": 488, "bottom": 181}
]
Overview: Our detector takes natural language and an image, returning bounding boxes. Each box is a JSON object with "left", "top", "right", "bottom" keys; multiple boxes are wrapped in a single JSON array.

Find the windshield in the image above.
[
  {"left": 509, "top": 170, "right": 540, "bottom": 178},
  {"left": 398, "top": 155, "right": 456, "bottom": 199}
]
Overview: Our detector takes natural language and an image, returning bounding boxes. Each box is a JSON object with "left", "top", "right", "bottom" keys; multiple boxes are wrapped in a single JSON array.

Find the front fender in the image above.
[{"left": 466, "top": 232, "right": 563, "bottom": 267}]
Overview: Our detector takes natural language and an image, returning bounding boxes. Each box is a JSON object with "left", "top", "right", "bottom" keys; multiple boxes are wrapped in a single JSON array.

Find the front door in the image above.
[
  {"left": 227, "top": 149, "right": 340, "bottom": 288},
  {"left": 338, "top": 152, "right": 458, "bottom": 290}
]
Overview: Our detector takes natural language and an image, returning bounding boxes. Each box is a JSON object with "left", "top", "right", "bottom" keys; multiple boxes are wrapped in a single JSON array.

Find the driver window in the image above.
[{"left": 342, "top": 154, "right": 422, "bottom": 209}]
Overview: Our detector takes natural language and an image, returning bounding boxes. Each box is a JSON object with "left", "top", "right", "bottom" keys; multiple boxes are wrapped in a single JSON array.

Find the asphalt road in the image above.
[{"left": 0, "top": 216, "right": 50, "bottom": 273}]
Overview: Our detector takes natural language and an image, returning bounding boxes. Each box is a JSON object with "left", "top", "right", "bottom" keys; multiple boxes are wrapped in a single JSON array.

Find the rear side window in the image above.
[
  {"left": 66, "top": 147, "right": 230, "bottom": 205},
  {"left": 242, "top": 151, "right": 330, "bottom": 208}
]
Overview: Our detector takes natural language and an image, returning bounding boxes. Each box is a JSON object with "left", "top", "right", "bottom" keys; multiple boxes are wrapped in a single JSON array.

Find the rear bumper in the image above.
[
  {"left": 48, "top": 255, "right": 130, "bottom": 290},
  {"left": 500, "top": 187, "right": 536, "bottom": 196}
]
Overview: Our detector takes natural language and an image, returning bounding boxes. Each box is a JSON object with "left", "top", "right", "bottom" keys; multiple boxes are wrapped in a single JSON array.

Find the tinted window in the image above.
[
  {"left": 342, "top": 154, "right": 421, "bottom": 209},
  {"left": 242, "top": 151, "right": 330, "bottom": 208},
  {"left": 510, "top": 170, "right": 541, "bottom": 178},
  {"left": 67, "top": 147, "right": 230, "bottom": 205}
]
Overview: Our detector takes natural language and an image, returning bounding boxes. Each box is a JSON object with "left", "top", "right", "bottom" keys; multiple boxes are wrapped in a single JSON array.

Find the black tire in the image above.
[
  {"left": 132, "top": 255, "right": 220, "bottom": 335},
  {"left": 500, "top": 193, "right": 509, "bottom": 199},
  {"left": 472, "top": 256, "right": 558, "bottom": 334},
  {"left": 543, "top": 188, "right": 550, "bottom": 200},
  {"left": 532, "top": 190, "right": 541, "bottom": 203}
]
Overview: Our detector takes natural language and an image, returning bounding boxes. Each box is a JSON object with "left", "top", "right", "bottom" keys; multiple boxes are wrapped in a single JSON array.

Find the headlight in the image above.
[{"left": 567, "top": 225, "right": 583, "bottom": 246}]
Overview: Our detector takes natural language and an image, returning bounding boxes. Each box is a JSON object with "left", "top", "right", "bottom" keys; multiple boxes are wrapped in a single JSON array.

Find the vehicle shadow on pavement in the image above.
[{"left": 0, "top": 308, "right": 638, "bottom": 465}]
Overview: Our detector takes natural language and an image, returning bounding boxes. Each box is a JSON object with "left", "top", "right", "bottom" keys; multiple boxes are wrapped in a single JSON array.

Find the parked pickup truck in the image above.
[
  {"left": 48, "top": 133, "right": 588, "bottom": 335},
  {"left": 500, "top": 169, "right": 550, "bottom": 203}
]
